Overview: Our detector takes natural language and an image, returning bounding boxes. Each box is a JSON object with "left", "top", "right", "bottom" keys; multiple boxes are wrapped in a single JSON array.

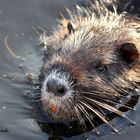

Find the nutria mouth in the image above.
[
  {"left": 36, "top": 0, "right": 140, "bottom": 136},
  {"left": 36, "top": 94, "right": 139, "bottom": 137}
]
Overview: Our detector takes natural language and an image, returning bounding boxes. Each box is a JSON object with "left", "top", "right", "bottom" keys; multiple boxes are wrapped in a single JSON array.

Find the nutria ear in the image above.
[
  {"left": 119, "top": 43, "right": 139, "bottom": 66},
  {"left": 67, "top": 22, "right": 75, "bottom": 34}
]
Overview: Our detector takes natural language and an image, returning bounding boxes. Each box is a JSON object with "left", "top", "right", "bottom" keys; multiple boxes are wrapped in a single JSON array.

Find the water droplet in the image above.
[
  {"left": 131, "top": 121, "right": 136, "bottom": 125},
  {"left": 1, "top": 74, "right": 7, "bottom": 78},
  {"left": 96, "top": 130, "right": 100, "bottom": 135},
  {"left": 133, "top": 107, "right": 136, "bottom": 111},
  {"left": 2, "top": 106, "right": 6, "bottom": 110},
  {"left": 21, "top": 57, "right": 26, "bottom": 62},
  {"left": 68, "top": 125, "right": 72, "bottom": 129},
  {"left": 18, "top": 64, "right": 23, "bottom": 68}
]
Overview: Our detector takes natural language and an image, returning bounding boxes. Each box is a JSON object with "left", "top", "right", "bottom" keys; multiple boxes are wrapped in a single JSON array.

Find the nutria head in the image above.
[{"left": 38, "top": 1, "right": 140, "bottom": 131}]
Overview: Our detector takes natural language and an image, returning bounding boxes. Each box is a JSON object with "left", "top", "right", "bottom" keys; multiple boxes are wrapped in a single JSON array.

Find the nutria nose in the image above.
[{"left": 46, "top": 79, "right": 67, "bottom": 96}]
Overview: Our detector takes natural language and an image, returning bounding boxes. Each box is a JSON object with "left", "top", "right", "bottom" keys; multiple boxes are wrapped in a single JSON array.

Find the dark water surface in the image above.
[{"left": 0, "top": 0, "right": 140, "bottom": 140}]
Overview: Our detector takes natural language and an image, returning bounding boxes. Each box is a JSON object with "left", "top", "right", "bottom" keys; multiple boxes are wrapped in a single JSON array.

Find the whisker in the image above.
[
  {"left": 78, "top": 99, "right": 119, "bottom": 133},
  {"left": 83, "top": 96, "right": 135, "bottom": 125},
  {"left": 32, "top": 98, "right": 41, "bottom": 102},
  {"left": 80, "top": 91, "right": 134, "bottom": 110},
  {"left": 77, "top": 103, "right": 100, "bottom": 135},
  {"left": 80, "top": 89, "right": 126, "bottom": 98},
  {"left": 74, "top": 105, "right": 87, "bottom": 132},
  {"left": 96, "top": 105, "right": 123, "bottom": 132}
]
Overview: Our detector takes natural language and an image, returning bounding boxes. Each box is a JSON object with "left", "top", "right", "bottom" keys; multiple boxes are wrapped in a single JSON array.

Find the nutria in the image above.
[{"left": 37, "top": 0, "right": 140, "bottom": 134}]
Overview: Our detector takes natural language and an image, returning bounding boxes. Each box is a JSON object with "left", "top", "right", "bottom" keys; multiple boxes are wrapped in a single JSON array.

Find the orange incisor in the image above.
[{"left": 48, "top": 104, "right": 58, "bottom": 113}]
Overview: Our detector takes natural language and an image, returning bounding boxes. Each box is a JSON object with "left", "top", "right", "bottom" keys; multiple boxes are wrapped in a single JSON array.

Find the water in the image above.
[{"left": 0, "top": 0, "right": 140, "bottom": 140}]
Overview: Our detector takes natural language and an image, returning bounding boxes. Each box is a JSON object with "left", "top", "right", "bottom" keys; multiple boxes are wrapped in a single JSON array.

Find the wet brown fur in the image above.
[
  {"left": 39, "top": 0, "right": 140, "bottom": 132},
  {"left": 41, "top": 1, "right": 140, "bottom": 83}
]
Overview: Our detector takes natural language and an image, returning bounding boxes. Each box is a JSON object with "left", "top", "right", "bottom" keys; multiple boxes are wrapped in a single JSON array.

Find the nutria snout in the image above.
[{"left": 46, "top": 78, "right": 67, "bottom": 96}]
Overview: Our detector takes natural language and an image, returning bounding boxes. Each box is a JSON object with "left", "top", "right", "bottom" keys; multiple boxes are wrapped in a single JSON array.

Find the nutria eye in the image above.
[{"left": 95, "top": 63, "right": 107, "bottom": 73}]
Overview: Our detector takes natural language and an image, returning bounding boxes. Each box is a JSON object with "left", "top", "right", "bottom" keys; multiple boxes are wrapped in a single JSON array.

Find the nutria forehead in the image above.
[
  {"left": 40, "top": 1, "right": 140, "bottom": 86},
  {"left": 44, "top": 11, "right": 135, "bottom": 48}
]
